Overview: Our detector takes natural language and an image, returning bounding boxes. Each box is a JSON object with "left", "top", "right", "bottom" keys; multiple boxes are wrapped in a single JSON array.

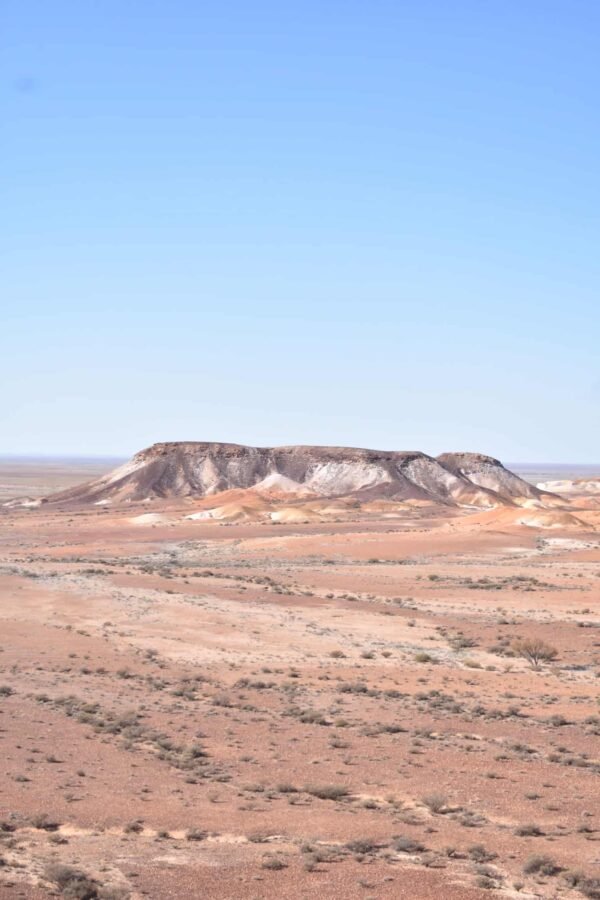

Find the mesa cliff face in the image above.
[
  {"left": 436, "top": 453, "right": 543, "bottom": 501},
  {"left": 44, "top": 442, "right": 553, "bottom": 508}
]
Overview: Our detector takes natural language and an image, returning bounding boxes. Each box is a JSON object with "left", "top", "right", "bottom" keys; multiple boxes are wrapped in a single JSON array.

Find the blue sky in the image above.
[{"left": 2, "top": 1, "right": 598, "bottom": 460}]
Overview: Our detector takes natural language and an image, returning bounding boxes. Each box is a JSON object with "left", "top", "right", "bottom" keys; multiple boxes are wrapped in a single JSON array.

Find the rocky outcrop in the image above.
[
  {"left": 436, "top": 453, "right": 542, "bottom": 501},
  {"left": 44, "top": 442, "right": 557, "bottom": 509}
]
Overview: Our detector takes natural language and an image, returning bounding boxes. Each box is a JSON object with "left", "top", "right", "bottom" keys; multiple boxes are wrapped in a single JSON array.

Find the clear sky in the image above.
[{"left": 2, "top": 1, "right": 599, "bottom": 461}]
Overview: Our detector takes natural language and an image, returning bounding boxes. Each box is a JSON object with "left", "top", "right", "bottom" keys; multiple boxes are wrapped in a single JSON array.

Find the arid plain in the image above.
[{"left": 1, "top": 449, "right": 599, "bottom": 900}]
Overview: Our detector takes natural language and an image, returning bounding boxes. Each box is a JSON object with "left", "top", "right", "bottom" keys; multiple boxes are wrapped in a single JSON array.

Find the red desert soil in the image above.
[{"left": 1, "top": 471, "right": 599, "bottom": 898}]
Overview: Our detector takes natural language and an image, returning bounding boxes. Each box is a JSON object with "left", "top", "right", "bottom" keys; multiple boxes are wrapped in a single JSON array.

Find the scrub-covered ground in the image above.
[{"left": 1, "top": 484, "right": 599, "bottom": 899}]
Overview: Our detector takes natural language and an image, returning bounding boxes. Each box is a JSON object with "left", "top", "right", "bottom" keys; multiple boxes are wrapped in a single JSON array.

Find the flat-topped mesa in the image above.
[
  {"left": 135, "top": 441, "right": 427, "bottom": 463},
  {"left": 42, "top": 442, "right": 558, "bottom": 509}
]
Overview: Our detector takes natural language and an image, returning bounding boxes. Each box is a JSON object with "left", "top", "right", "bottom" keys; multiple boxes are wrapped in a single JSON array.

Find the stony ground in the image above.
[{"left": 1, "top": 493, "right": 599, "bottom": 899}]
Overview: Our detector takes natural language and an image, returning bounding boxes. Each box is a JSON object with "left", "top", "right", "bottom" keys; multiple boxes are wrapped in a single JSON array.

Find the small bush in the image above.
[
  {"left": 346, "top": 838, "right": 378, "bottom": 855},
  {"left": 469, "top": 845, "right": 497, "bottom": 863},
  {"left": 305, "top": 784, "right": 349, "bottom": 801},
  {"left": 31, "top": 813, "right": 61, "bottom": 831},
  {"left": 186, "top": 828, "right": 207, "bottom": 841},
  {"left": 512, "top": 638, "right": 558, "bottom": 668},
  {"left": 422, "top": 793, "right": 447, "bottom": 814},
  {"left": 523, "top": 854, "right": 561, "bottom": 876},
  {"left": 548, "top": 714, "right": 570, "bottom": 727},
  {"left": 248, "top": 830, "right": 271, "bottom": 843},
  {"left": 276, "top": 782, "right": 298, "bottom": 794},
  {"left": 394, "top": 835, "right": 425, "bottom": 853},
  {"left": 337, "top": 681, "right": 368, "bottom": 694},
  {"left": 579, "top": 878, "right": 600, "bottom": 899},
  {"left": 515, "top": 823, "right": 544, "bottom": 837},
  {"left": 45, "top": 864, "right": 98, "bottom": 899},
  {"left": 564, "top": 869, "right": 600, "bottom": 900},
  {"left": 261, "top": 855, "right": 288, "bottom": 870}
]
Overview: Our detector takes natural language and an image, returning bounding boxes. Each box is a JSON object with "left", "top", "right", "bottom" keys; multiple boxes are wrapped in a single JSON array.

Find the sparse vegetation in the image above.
[
  {"left": 422, "top": 793, "right": 448, "bottom": 814},
  {"left": 1, "top": 454, "right": 598, "bottom": 899},
  {"left": 304, "top": 784, "right": 349, "bottom": 801},
  {"left": 45, "top": 864, "right": 99, "bottom": 899},
  {"left": 523, "top": 854, "right": 561, "bottom": 875},
  {"left": 515, "top": 823, "right": 545, "bottom": 837},
  {"left": 513, "top": 638, "right": 559, "bottom": 668}
]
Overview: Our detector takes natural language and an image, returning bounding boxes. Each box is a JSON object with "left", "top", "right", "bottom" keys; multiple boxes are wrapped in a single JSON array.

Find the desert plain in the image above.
[{"left": 1, "top": 454, "right": 599, "bottom": 900}]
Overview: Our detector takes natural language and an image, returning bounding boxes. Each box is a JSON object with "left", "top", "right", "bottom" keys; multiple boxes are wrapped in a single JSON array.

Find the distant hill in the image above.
[{"left": 42, "top": 442, "right": 557, "bottom": 509}]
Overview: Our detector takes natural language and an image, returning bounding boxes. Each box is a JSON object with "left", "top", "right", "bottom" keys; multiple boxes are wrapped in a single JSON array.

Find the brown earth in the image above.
[{"left": 0, "top": 465, "right": 599, "bottom": 899}]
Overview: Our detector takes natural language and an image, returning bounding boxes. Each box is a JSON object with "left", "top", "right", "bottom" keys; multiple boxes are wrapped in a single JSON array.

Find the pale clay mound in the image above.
[
  {"left": 186, "top": 501, "right": 327, "bottom": 524},
  {"left": 252, "top": 472, "right": 313, "bottom": 495},
  {"left": 44, "top": 442, "right": 558, "bottom": 510},
  {"left": 538, "top": 478, "right": 600, "bottom": 494},
  {"left": 515, "top": 511, "right": 586, "bottom": 529},
  {"left": 186, "top": 503, "right": 263, "bottom": 523},
  {"left": 270, "top": 505, "right": 323, "bottom": 523},
  {"left": 2, "top": 496, "right": 42, "bottom": 508},
  {"left": 450, "top": 507, "right": 591, "bottom": 532},
  {"left": 130, "top": 512, "right": 171, "bottom": 526}
]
